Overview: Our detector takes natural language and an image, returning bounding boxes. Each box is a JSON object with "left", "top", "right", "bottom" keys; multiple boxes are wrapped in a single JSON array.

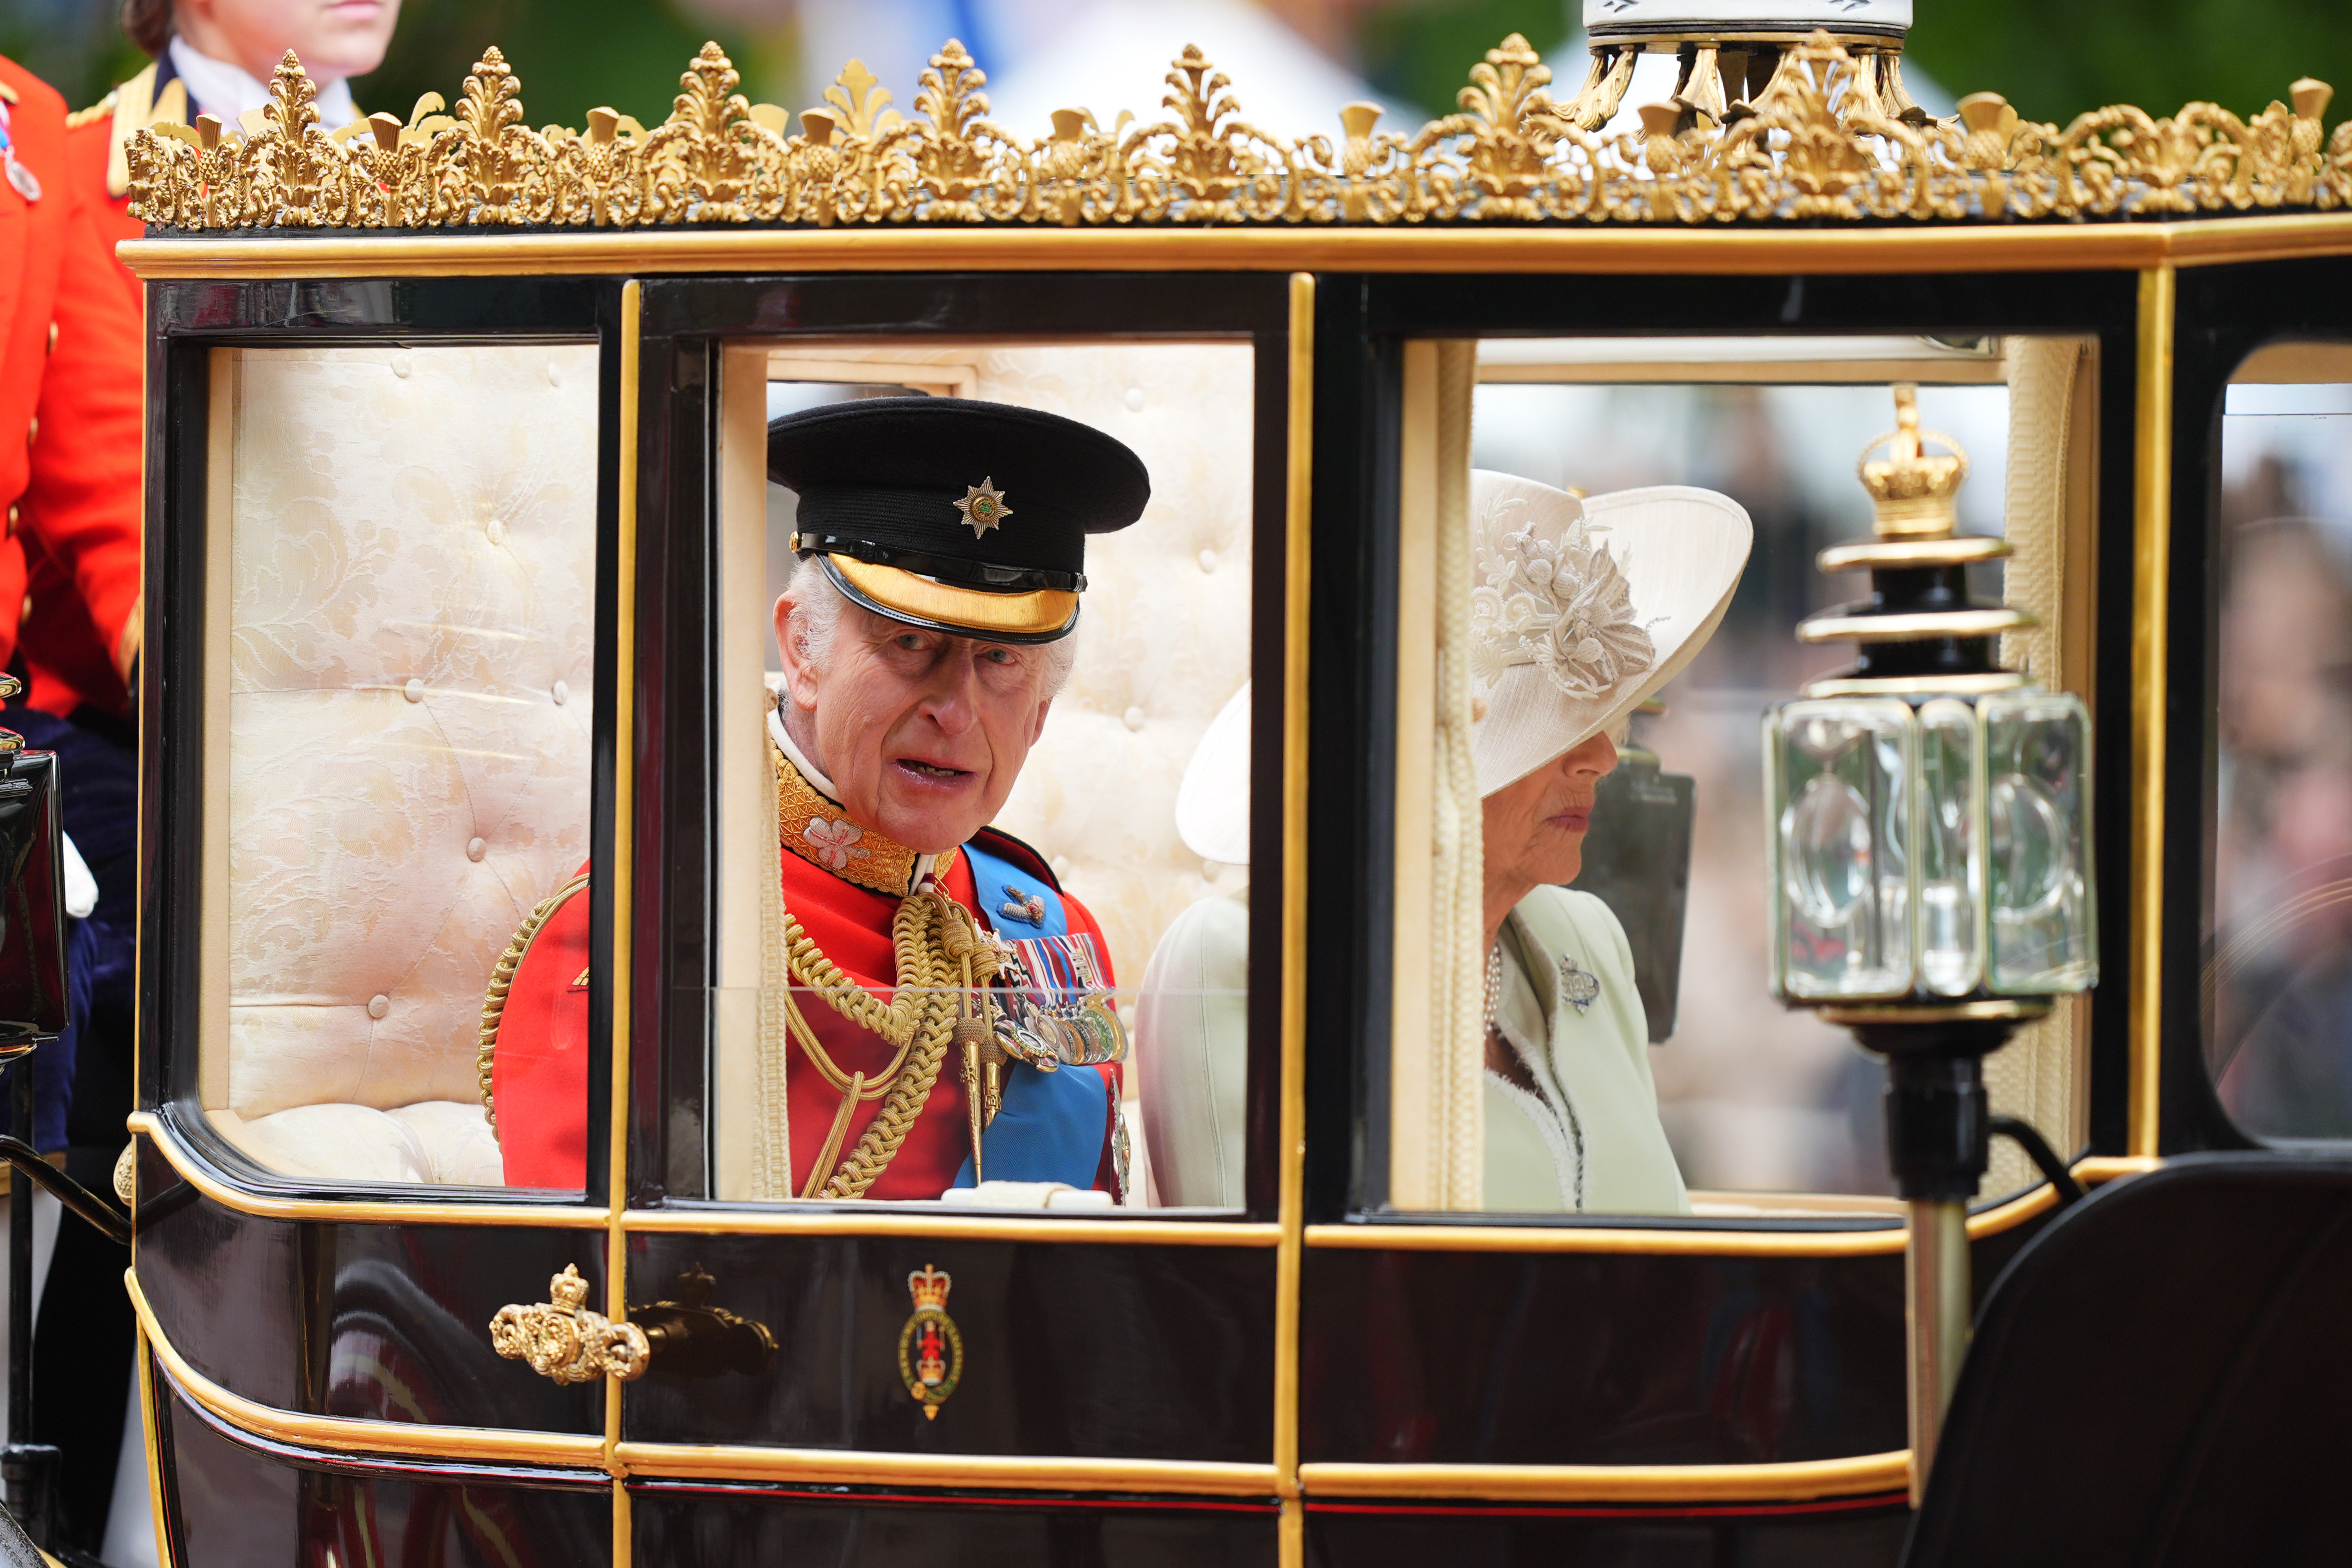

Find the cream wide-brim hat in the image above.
[
  {"left": 1175, "top": 679, "right": 1252, "bottom": 867},
  {"left": 1471, "top": 472, "right": 1752, "bottom": 797}
]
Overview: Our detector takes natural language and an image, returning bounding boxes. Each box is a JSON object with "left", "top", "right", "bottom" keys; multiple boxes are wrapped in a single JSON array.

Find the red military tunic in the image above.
[
  {"left": 0, "top": 59, "right": 144, "bottom": 718},
  {"left": 492, "top": 775, "right": 1122, "bottom": 1199}
]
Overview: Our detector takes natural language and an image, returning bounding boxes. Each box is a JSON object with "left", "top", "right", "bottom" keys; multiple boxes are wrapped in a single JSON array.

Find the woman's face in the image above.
[
  {"left": 175, "top": 0, "right": 400, "bottom": 83},
  {"left": 1483, "top": 728, "right": 1621, "bottom": 891}
]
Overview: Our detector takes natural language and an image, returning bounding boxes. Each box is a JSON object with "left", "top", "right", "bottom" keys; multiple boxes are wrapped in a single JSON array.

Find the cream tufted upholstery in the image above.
[
  {"left": 213, "top": 340, "right": 1248, "bottom": 1191},
  {"left": 211, "top": 344, "right": 599, "bottom": 1186},
  {"left": 821, "top": 345, "right": 1258, "bottom": 986}
]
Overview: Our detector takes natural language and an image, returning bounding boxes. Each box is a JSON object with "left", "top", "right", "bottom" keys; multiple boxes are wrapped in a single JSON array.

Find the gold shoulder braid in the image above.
[
  {"left": 478, "top": 873, "right": 591, "bottom": 1140},
  {"left": 772, "top": 741, "right": 996, "bottom": 1197}
]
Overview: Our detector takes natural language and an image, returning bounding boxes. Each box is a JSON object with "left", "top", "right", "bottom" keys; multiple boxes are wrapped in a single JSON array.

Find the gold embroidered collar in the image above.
[{"left": 771, "top": 743, "right": 957, "bottom": 898}]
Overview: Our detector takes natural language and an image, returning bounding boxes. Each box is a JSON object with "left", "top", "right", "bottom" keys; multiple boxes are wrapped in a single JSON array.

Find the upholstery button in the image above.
[
  {"left": 546, "top": 361, "right": 562, "bottom": 387},
  {"left": 1124, "top": 386, "right": 1146, "bottom": 412},
  {"left": 25, "top": 417, "right": 35, "bottom": 446},
  {"left": 366, "top": 994, "right": 390, "bottom": 1020},
  {"left": 46, "top": 323, "right": 57, "bottom": 355},
  {"left": 5, "top": 505, "right": 15, "bottom": 538},
  {"left": 486, "top": 515, "right": 506, "bottom": 546},
  {"left": 390, "top": 353, "right": 412, "bottom": 378},
  {"left": 552, "top": 680, "right": 569, "bottom": 705},
  {"left": 18, "top": 596, "right": 29, "bottom": 625},
  {"left": 1122, "top": 705, "right": 1145, "bottom": 731},
  {"left": 1198, "top": 548, "right": 1217, "bottom": 573},
  {"left": 467, "top": 836, "right": 487, "bottom": 862},
  {"left": 1203, "top": 859, "right": 1220, "bottom": 881},
  {"left": 403, "top": 677, "right": 425, "bottom": 703}
]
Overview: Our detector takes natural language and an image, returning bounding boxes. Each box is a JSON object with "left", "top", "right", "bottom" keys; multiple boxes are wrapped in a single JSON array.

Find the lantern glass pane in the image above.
[
  {"left": 1915, "top": 698, "right": 1984, "bottom": 997},
  {"left": 1772, "top": 698, "right": 1915, "bottom": 1000},
  {"left": 1982, "top": 691, "right": 2097, "bottom": 992}
]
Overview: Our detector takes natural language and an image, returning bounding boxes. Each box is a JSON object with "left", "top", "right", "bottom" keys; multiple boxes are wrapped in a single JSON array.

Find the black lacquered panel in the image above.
[
  {"left": 621, "top": 1233, "right": 1275, "bottom": 1460},
  {"left": 633, "top": 1481, "right": 1279, "bottom": 1568},
  {"left": 136, "top": 1141, "right": 603, "bottom": 1433},
  {"left": 1301, "top": 1245, "right": 1907, "bottom": 1465},
  {"left": 156, "top": 1380, "right": 608, "bottom": 1567},
  {"left": 1304, "top": 1498, "right": 1909, "bottom": 1568}
]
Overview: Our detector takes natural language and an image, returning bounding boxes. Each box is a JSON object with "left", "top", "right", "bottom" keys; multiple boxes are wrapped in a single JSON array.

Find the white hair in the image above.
[{"left": 780, "top": 557, "right": 1079, "bottom": 700}]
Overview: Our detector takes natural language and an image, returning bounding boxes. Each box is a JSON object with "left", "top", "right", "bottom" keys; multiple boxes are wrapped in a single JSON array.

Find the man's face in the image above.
[
  {"left": 177, "top": 0, "right": 401, "bottom": 83},
  {"left": 776, "top": 593, "right": 1056, "bottom": 855},
  {"left": 1482, "top": 729, "right": 1620, "bottom": 892}
]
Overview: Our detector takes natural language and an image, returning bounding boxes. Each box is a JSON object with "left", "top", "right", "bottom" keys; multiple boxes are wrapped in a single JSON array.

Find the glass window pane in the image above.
[
  {"left": 703, "top": 342, "right": 1256, "bottom": 1211},
  {"left": 2210, "top": 365, "right": 2352, "bottom": 1138},
  {"left": 1392, "top": 337, "right": 2095, "bottom": 1216},
  {"left": 207, "top": 344, "right": 600, "bottom": 1191}
]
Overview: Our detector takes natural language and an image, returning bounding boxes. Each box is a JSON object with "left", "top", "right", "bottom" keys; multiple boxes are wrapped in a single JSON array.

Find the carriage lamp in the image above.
[{"left": 1761, "top": 386, "right": 2098, "bottom": 1500}]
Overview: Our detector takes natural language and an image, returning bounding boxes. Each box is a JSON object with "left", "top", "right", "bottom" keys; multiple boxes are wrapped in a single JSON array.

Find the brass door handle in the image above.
[{"left": 489, "top": 1264, "right": 652, "bottom": 1384}]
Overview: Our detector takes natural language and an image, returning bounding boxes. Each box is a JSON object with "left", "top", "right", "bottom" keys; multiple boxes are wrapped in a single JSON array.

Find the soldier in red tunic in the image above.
[{"left": 490, "top": 398, "right": 1148, "bottom": 1201}]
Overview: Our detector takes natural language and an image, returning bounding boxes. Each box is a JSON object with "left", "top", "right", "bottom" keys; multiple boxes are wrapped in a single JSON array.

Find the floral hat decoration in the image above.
[{"left": 1469, "top": 472, "right": 1753, "bottom": 796}]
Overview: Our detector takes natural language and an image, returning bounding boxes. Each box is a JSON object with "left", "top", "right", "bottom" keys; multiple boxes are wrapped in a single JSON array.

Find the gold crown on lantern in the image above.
[
  {"left": 1858, "top": 385, "right": 1969, "bottom": 539},
  {"left": 907, "top": 1265, "right": 953, "bottom": 1311}
]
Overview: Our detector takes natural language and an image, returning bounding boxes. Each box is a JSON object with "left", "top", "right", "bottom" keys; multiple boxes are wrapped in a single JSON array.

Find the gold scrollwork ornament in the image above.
[
  {"left": 490, "top": 1264, "right": 652, "bottom": 1385},
  {"left": 897, "top": 1265, "right": 962, "bottom": 1420},
  {"left": 124, "top": 31, "right": 2346, "bottom": 231}
]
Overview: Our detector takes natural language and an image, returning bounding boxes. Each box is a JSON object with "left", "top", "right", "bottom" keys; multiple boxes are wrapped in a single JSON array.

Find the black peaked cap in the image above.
[{"left": 768, "top": 397, "right": 1150, "bottom": 590}]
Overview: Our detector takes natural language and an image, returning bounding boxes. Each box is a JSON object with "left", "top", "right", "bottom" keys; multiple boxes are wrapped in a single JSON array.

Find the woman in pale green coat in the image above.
[
  {"left": 1136, "top": 472, "right": 1750, "bottom": 1215},
  {"left": 1471, "top": 470, "right": 1750, "bottom": 1215}
]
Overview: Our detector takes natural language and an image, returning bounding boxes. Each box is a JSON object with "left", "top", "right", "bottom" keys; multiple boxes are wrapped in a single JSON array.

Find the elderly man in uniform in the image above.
[{"left": 490, "top": 398, "right": 1145, "bottom": 1202}]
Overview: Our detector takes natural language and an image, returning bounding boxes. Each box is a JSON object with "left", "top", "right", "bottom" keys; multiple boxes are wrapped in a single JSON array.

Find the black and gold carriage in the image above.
[{"left": 30, "top": 5, "right": 2352, "bottom": 1563}]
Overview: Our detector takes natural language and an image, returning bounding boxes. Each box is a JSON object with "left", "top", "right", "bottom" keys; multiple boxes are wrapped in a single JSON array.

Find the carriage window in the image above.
[
  {"left": 700, "top": 341, "right": 1255, "bottom": 1210},
  {"left": 201, "top": 344, "right": 601, "bottom": 1191},
  {"left": 1387, "top": 334, "right": 2098, "bottom": 1217},
  {"left": 2208, "top": 347, "right": 2352, "bottom": 1141}
]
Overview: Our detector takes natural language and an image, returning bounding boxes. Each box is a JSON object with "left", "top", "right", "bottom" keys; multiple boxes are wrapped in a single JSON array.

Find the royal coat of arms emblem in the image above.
[{"left": 897, "top": 1265, "right": 963, "bottom": 1420}]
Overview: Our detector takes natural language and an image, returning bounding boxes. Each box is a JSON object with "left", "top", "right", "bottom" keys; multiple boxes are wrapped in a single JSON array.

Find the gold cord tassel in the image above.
[{"left": 801, "top": 1070, "right": 864, "bottom": 1200}]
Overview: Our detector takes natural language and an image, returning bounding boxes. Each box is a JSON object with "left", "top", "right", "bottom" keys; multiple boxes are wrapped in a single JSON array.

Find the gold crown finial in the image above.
[
  {"left": 1858, "top": 384, "right": 1968, "bottom": 540},
  {"left": 548, "top": 1264, "right": 589, "bottom": 1309},
  {"left": 907, "top": 1265, "right": 952, "bottom": 1311}
]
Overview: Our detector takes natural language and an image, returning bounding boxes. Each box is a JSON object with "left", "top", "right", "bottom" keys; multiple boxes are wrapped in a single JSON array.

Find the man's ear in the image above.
[
  {"left": 775, "top": 595, "right": 821, "bottom": 711},
  {"left": 1027, "top": 696, "right": 1053, "bottom": 746}
]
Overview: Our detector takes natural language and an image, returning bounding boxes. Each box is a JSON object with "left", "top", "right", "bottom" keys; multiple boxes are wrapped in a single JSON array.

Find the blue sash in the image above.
[
  {"left": 963, "top": 840, "right": 1068, "bottom": 939},
  {"left": 949, "top": 841, "right": 1109, "bottom": 1190}
]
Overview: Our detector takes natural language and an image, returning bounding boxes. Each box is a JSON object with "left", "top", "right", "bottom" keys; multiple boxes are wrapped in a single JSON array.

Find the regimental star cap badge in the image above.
[{"left": 955, "top": 478, "right": 1013, "bottom": 539}]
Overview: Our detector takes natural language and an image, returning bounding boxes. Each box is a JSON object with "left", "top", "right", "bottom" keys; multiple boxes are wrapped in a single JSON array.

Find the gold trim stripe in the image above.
[
  {"left": 624, "top": 1207, "right": 1280, "bottom": 1244},
  {"left": 132, "top": 1265, "right": 1282, "bottom": 1498},
  {"left": 2128, "top": 267, "right": 2174, "bottom": 1161},
  {"left": 126, "top": 1111, "right": 612, "bottom": 1228},
  {"left": 615, "top": 1444, "right": 1280, "bottom": 1496},
  {"left": 1305, "top": 1172, "right": 2115, "bottom": 1255},
  {"left": 113, "top": 213, "right": 2352, "bottom": 284},
  {"left": 128, "top": 1268, "right": 607, "bottom": 1467},
  {"left": 136, "top": 1327, "right": 176, "bottom": 1568},
  {"left": 1297, "top": 1452, "right": 1910, "bottom": 1504},
  {"left": 132, "top": 1108, "right": 1279, "bottom": 1242},
  {"left": 1274, "top": 272, "right": 1315, "bottom": 1524},
  {"left": 129, "top": 1104, "right": 2155, "bottom": 1247},
  {"left": 610, "top": 278, "right": 643, "bottom": 1505}
]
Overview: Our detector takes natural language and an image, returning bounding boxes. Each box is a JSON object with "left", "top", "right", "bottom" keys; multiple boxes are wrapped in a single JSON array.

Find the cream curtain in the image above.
[
  {"left": 1987, "top": 335, "right": 2099, "bottom": 1195},
  {"left": 1390, "top": 341, "right": 1486, "bottom": 1210}
]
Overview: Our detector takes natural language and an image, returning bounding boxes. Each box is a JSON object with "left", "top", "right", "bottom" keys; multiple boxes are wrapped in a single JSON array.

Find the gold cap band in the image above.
[{"left": 826, "top": 554, "right": 1079, "bottom": 641}]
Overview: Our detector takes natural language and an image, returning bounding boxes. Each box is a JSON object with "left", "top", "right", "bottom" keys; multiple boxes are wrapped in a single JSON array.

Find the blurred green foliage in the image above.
[
  {"left": 1358, "top": 0, "right": 1569, "bottom": 125},
  {"left": 0, "top": 3, "right": 145, "bottom": 110},
  {"left": 1358, "top": 0, "right": 2350, "bottom": 127},
  {"left": 362, "top": 0, "right": 770, "bottom": 130},
  {"left": 1904, "top": 0, "right": 2349, "bottom": 127}
]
